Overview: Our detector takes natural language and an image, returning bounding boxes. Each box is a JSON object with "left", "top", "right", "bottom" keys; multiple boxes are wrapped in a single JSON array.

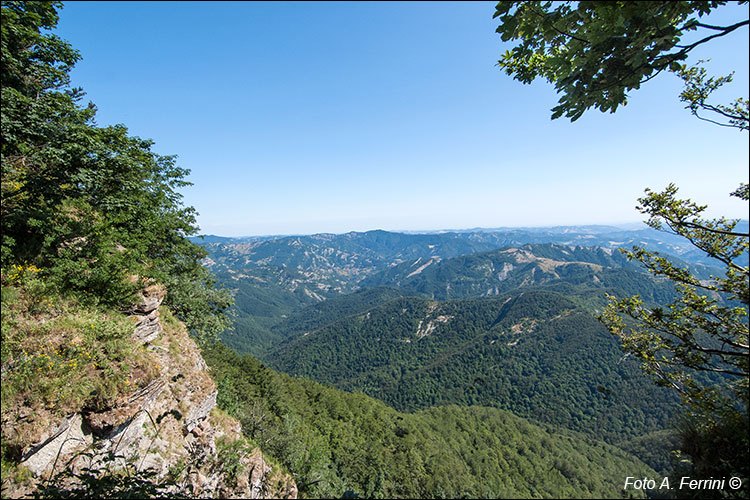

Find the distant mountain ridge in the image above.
[
  {"left": 194, "top": 225, "right": 736, "bottom": 357},
  {"left": 195, "top": 221, "right": 747, "bottom": 271},
  {"left": 359, "top": 243, "right": 699, "bottom": 304}
]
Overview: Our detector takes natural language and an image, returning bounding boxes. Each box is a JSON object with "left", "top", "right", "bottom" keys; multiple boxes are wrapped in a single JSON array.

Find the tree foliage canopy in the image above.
[
  {"left": 204, "top": 342, "right": 657, "bottom": 499},
  {"left": 494, "top": 0, "right": 749, "bottom": 121},
  {"left": 1, "top": 1, "right": 232, "bottom": 344},
  {"left": 600, "top": 184, "right": 748, "bottom": 413}
]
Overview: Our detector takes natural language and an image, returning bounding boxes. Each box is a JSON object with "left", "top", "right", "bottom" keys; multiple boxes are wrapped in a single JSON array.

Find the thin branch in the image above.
[
  {"left": 693, "top": 113, "right": 749, "bottom": 128},
  {"left": 634, "top": 256, "right": 719, "bottom": 292},
  {"left": 598, "top": 17, "right": 746, "bottom": 92},
  {"left": 689, "top": 343, "right": 749, "bottom": 359},
  {"left": 687, "top": 364, "right": 747, "bottom": 377},
  {"left": 659, "top": 219, "right": 747, "bottom": 274},
  {"left": 639, "top": 66, "right": 667, "bottom": 86},
  {"left": 703, "top": 305, "right": 750, "bottom": 334},
  {"left": 673, "top": 19, "right": 749, "bottom": 51},
  {"left": 695, "top": 21, "right": 749, "bottom": 31},
  {"left": 652, "top": 363, "right": 688, "bottom": 395},
  {"left": 588, "top": 63, "right": 666, "bottom": 94},
  {"left": 678, "top": 220, "right": 749, "bottom": 238},
  {"left": 698, "top": 103, "right": 748, "bottom": 123},
  {"left": 631, "top": 315, "right": 745, "bottom": 363},
  {"left": 717, "top": 337, "right": 750, "bottom": 352}
]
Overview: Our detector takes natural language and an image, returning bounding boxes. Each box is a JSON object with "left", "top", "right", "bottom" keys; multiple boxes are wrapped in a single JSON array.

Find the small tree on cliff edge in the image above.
[{"left": 494, "top": 0, "right": 748, "bottom": 490}]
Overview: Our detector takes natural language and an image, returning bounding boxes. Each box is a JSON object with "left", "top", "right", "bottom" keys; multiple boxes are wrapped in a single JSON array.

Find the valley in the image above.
[
  {"left": 197, "top": 226, "right": 722, "bottom": 358},
  {"left": 204, "top": 342, "right": 658, "bottom": 499},
  {"left": 195, "top": 224, "right": 741, "bottom": 481}
]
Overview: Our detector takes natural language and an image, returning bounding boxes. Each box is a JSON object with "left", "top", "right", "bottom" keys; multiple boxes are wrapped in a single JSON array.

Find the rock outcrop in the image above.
[
  {"left": 130, "top": 283, "right": 166, "bottom": 344},
  {"left": 6, "top": 287, "right": 297, "bottom": 499}
]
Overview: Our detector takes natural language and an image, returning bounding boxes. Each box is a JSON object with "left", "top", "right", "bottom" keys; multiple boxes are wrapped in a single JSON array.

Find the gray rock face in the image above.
[
  {"left": 127, "top": 284, "right": 166, "bottom": 345},
  {"left": 11, "top": 288, "right": 296, "bottom": 499},
  {"left": 186, "top": 390, "right": 218, "bottom": 433},
  {"left": 21, "top": 414, "right": 92, "bottom": 476},
  {"left": 84, "top": 378, "right": 166, "bottom": 437},
  {"left": 132, "top": 310, "right": 163, "bottom": 345},
  {"left": 126, "top": 284, "right": 166, "bottom": 315}
]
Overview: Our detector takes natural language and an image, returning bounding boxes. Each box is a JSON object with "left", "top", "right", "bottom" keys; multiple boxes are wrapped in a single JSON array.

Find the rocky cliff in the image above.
[{"left": 1, "top": 285, "right": 297, "bottom": 499}]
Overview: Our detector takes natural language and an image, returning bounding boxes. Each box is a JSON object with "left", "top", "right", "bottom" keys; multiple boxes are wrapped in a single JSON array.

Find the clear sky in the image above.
[{"left": 53, "top": 1, "right": 749, "bottom": 236}]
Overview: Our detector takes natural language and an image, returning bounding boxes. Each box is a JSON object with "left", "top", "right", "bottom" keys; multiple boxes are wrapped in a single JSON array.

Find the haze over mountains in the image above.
[
  {"left": 5, "top": 1, "right": 745, "bottom": 496},
  {"left": 193, "top": 224, "right": 736, "bottom": 355},
  {"left": 197, "top": 222, "right": 746, "bottom": 274},
  {"left": 192, "top": 222, "right": 745, "bottom": 478}
]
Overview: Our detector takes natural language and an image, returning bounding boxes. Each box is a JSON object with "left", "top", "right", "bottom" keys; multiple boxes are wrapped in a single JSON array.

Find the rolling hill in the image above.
[
  {"left": 204, "top": 342, "right": 658, "bottom": 499},
  {"left": 196, "top": 228, "right": 727, "bottom": 356},
  {"left": 267, "top": 289, "right": 681, "bottom": 447}
]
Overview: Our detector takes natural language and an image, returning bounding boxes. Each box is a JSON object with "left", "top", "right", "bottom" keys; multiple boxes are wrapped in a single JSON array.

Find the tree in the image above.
[
  {"left": 599, "top": 182, "right": 748, "bottom": 496},
  {"left": 1, "top": 1, "right": 232, "bottom": 345},
  {"left": 494, "top": 0, "right": 748, "bottom": 490},
  {"left": 494, "top": 1, "right": 749, "bottom": 122},
  {"left": 600, "top": 183, "right": 748, "bottom": 409}
]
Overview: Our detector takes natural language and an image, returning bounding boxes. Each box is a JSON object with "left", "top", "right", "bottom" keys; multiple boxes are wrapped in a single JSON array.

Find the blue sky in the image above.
[{"left": 54, "top": 1, "right": 749, "bottom": 236}]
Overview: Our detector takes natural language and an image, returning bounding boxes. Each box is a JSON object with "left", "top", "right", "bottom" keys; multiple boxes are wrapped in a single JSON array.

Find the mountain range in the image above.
[
  {"left": 192, "top": 224, "right": 746, "bottom": 476},
  {"left": 195, "top": 225, "right": 731, "bottom": 357}
]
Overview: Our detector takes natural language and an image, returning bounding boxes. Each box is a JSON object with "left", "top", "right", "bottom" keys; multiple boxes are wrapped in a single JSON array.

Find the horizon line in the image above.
[
  {"left": 194, "top": 221, "right": 655, "bottom": 240},
  {"left": 195, "top": 217, "right": 750, "bottom": 240}
]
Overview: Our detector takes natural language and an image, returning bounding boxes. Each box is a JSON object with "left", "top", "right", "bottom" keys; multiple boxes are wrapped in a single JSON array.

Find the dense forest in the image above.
[
  {"left": 0, "top": 3, "right": 661, "bottom": 497},
  {"left": 204, "top": 342, "right": 657, "bottom": 499},
  {"left": 207, "top": 239, "right": 719, "bottom": 358},
  {"left": 266, "top": 290, "right": 682, "bottom": 459}
]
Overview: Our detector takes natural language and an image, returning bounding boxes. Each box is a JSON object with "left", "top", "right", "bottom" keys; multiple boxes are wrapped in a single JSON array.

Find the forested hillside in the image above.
[
  {"left": 267, "top": 290, "right": 681, "bottom": 448},
  {"left": 204, "top": 343, "right": 657, "bottom": 499},
  {"left": 358, "top": 243, "right": 700, "bottom": 303},
  {"left": 2, "top": 4, "right": 666, "bottom": 497},
  {"left": 3, "top": 1, "right": 746, "bottom": 498},
  {"left": 209, "top": 239, "right": 728, "bottom": 474}
]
